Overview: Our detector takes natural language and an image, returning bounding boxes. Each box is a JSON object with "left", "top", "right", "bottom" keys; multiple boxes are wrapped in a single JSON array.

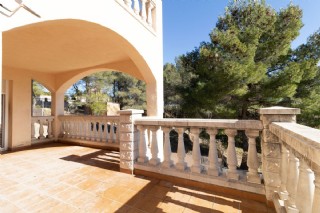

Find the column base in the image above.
[
  {"left": 279, "top": 191, "right": 288, "bottom": 200},
  {"left": 149, "top": 158, "right": 160, "bottom": 166},
  {"left": 176, "top": 162, "right": 187, "bottom": 171},
  {"left": 138, "top": 157, "right": 149, "bottom": 163},
  {"left": 247, "top": 173, "right": 261, "bottom": 184},
  {"left": 227, "top": 171, "right": 239, "bottom": 180},
  {"left": 208, "top": 168, "right": 220, "bottom": 176},
  {"left": 284, "top": 201, "right": 299, "bottom": 213},
  {"left": 191, "top": 165, "right": 202, "bottom": 173},
  {"left": 162, "top": 160, "right": 173, "bottom": 168}
]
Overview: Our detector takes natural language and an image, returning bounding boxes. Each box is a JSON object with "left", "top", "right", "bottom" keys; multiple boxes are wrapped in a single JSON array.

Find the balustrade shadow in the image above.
[
  {"left": 60, "top": 145, "right": 248, "bottom": 213},
  {"left": 60, "top": 149, "right": 120, "bottom": 172},
  {"left": 113, "top": 179, "right": 233, "bottom": 212}
]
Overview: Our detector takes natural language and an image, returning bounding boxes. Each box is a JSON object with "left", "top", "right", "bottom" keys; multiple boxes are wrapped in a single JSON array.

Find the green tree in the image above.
[
  {"left": 177, "top": 0, "right": 320, "bottom": 127},
  {"left": 163, "top": 63, "right": 182, "bottom": 117},
  {"left": 67, "top": 71, "right": 146, "bottom": 114},
  {"left": 32, "top": 80, "right": 50, "bottom": 98}
]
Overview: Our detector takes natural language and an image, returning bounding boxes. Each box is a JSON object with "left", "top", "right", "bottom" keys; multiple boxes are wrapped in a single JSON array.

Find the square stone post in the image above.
[
  {"left": 258, "top": 106, "right": 300, "bottom": 201},
  {"left": 119, "top": 109, "right": 144, "bottom": 174}
]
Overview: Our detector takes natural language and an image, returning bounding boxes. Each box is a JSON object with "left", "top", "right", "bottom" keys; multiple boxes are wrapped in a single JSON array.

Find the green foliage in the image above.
[
  {"left": 163, "top": 0, "right": 320, "bottom": 128},
  {"left": 32, "top": 80, "right": 50, "bottom": 97},
  {"left": 85, "top": 92, "right": 109, "bottom": 116},
  {"left": 67, "top": 71, "right": 146, "bottom": 115}
]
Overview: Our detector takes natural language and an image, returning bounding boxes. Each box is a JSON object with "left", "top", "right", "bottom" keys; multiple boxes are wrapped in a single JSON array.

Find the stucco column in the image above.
[
  {"left": 7, "top": 73, "right": 32, "bottom": 150},
  {"left": 0, "top": 32, "right": 2, "bottom": 148},
  {"left": 119, "top": 109, "right": 144, "bottom": 174},
  {"left": 258, "top": 106, "right": 300, "bottom": 201},
  {"left": 146, "top": 81, "right": 163, "bottom": 117},
  {"left": 51, "top": 91, "right": 65, "bottom": 141}
]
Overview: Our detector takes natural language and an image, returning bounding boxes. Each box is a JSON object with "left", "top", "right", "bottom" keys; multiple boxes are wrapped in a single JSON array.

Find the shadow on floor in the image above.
[{"left": 60, "top": 149, "right": 120, "bottom": 172}]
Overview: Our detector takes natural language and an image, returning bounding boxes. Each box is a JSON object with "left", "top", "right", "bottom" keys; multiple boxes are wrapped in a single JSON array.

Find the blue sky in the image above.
[{"left": 163, "top": 0, "right": 320, "bottom": 64}]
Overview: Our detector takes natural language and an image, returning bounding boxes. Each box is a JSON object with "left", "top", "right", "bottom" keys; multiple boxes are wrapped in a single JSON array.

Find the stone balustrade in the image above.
[
  {"left": 269, "top": 122, "right": 320, "bottom": 213},
  {"left": 58, "top": 115, "right": 120, "bottom": 147},
  {"left": 133, "top": 118, "right": 265, "bottom": 194},
  {"left": 116, "top": 0, "right": 157, "bottom": 31},
  {"left": 31, "top": 116, "right": 54, "bottom": 144}
]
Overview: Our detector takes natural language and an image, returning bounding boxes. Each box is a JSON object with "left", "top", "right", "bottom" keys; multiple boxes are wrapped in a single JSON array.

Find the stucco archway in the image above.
[{"left": 2, "top": 18, "right": 163, "bottom": 149}]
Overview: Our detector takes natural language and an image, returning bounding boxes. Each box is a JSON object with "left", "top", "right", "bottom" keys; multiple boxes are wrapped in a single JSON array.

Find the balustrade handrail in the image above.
[
  {"left": 135, "top": 118, "right": 263, "bottom": 130},
  {"left": 32, "top": 116, "right": 54, "bottom": 120},
  {"left": 59, "top": 115, "right": 120, "bottom": 121},
  {"left": 269, "top": 122, "right": 320, "bottom": 167}
]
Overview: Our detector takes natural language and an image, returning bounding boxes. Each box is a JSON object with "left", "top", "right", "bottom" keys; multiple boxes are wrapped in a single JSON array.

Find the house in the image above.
[{"left": 1, "top": 1, "right": 319, "bottom": 212}]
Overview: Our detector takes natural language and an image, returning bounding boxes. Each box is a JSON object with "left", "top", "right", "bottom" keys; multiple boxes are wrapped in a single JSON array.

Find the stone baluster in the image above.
[
  {"left": 39, "top": 119, "right": 45, "bottom": 139},
  {"left": 191, "top": 128, "right": 201, "bottom": 173},
  {"left": 279, "top": 144, "right": 289, "bottom": 200},
  {"left": 31, "top": 119, "right": 36, "bottom": 140},
  {"left": 71, "top": 120, "right": 76, "bottom": 138},
  {"left": 146, "top": 0, "right": 154, "bottom": 26},
  {"left": 96, "top": 121, "right": 101, "bottom": 141},
  {"left": 140, "top": 0, "right": 147, "bottom": 22},
  {"left": 113, "top": 123, "right": 117, "bottom": 143},
  {"left": 133, "top": 0, "right": 140, "bottom": 14},
  {"left": 124, "top": 0, "right": 131, "bottom": 7},
  {"left": 95, "top": 121, "right": 100, "bottom": 141},
  {"left": 207, "top": 128, "right": 220, "bottom": 176},
  {"left": 85, "top": 120, "right": 90, "bottom": 140},
  {"left": 296, "top": 158, "right": 314, "bottom": 213},
  {"left": 75, "top": 120, "right": 80, "bottom": 139},
  {"left": 113, "top": 122, "right": 116, "bottom": 143},
  {"left": 79, "top": 119, "right": 84, "bottom": 140},
  {"left": 312, "top": 168, "right": 320, "bottom": 213},
  {"left": 162, "top": 127, "right": 173, "bottom": 168},
  {"left": 69, "top": 121, "right": 74, "bottom": 138},
  {"left": 176, "top": 128, "right": 187, "bottom": 171},
  {"left": 246, "top": 130, "right": 261, "bottom": 184},
  {"left": 137, "top": 125, "right": 148, "bottom": 163},
  {"left": 47, "top": 118, "right": 53, "bottom": 138},
  {"left": 225, "top": 129, "right": 239, "bottom": 180},
  {"left": 66, "top": 121, "right": 71, "bottom": 138},
  {"left": 102, "top": 122, "right": 107, "bottom": 142},
  {"left": 62, "top": 120, "right": 67, "bottom": 138},
  {"left": 110, "top": 122, "right": 114, "bottom": 143},
  {"left": 149, "top": 126, "right": 160, "bottom": 166},
  {"left": 90, "top": 121, "right": 95, "bottom": 141},
  {"left": 117, "top": 122, "right": 120, "bottom": 143},
  {"left": 285, "top": 150, "right": 299, "bottom": 212}
]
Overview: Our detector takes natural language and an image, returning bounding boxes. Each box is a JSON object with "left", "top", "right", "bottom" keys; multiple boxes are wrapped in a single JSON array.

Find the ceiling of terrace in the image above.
[{"left": 3, "top": 19, "right": 133, "bottom": 73}]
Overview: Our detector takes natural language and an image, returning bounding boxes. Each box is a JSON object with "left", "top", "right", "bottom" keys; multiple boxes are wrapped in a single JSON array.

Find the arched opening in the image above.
[
  {"left": 32, "top": 80, "right": 52, "bottom": 116},
  {"left": 31, "top": 80, "right": 54, "bottom": 142},
  {"left": 64, "top": 70, "right": 146, "bottom": 116}
]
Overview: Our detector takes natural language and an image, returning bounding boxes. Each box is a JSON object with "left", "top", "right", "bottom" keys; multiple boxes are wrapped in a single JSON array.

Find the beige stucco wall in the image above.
[{"left": 1, "top": 0, "right": 163, "bottom": 149}]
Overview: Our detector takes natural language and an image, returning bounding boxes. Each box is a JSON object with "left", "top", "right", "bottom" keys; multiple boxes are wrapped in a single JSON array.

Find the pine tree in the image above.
[{"left": 178, "top": 0, "right": 320, "bottom": 125}]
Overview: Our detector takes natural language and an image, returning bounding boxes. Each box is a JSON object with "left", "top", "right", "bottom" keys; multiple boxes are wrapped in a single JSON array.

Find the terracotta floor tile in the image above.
[
  {"left": 240, "top": 199, "right": 268, "bottom": 212},
  {"left": 46, "top": 203, "right": 78, "bottom": 213},
  {"left": 0, "top": 144, "right": 272, "bottom": 213},
  {"left": 88, "top": 198, "right": 129, "bottom": 213},
  {"left": 213, "top": 197, "right": 240, "bottom": 213},
  {"left": 54, "top": 186, "right": 85, "bottom": 201},
  {"left": 115, "top": 189, "right": 140, "bottom": 203},
  {"left": 101, "top": 185, "right": 129, "bottom": 199},
  {"left": 156, "top": 198, "right": 185, "bottom": 213},
  {"left": 185, "top": 195, "right": 214, "bottom": 213},
  {"left": 134, "top": 194, "right": 163, "bottom": 212},
  {"left": 0, "top": 200, "right": 22, "bottom": 213},
  {"left": 121, "top": 191, "right": 147, "bottom": 207},
  {"left": 146, "top": 185, "right": 171, "bottom": 199}
]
